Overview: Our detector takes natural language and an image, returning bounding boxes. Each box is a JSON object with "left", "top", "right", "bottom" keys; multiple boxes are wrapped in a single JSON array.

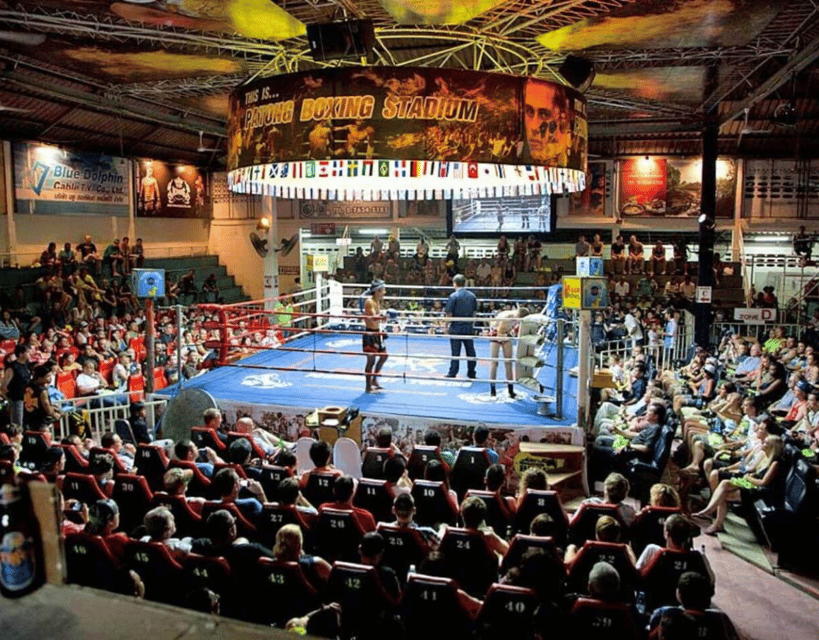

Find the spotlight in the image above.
[
  {"left": 698, "top": 213, "right": 715, "bottom": 230},
  {"left": 256, "top": 217, "right": 271, "bottom": 232},
  {"left": 558, "top": 55, "right": 596, "bottom": 93}
]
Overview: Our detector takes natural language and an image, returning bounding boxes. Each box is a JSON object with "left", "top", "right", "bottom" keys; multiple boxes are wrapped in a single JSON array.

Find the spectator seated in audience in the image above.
[
  {"left": 140, "top": 506, "right": 192, "bottom": 561},
  {"left": 174, "top": 438, "right": 223, "bottom": 479},
  {"left": 277, "top": 476, "right": 318, "bottom": 522},
  {"left": 320, "top": 475, "right": 376, "bottom": 533},
  {"left": 564, "top": 514, "right": 637, "bottom": 566},
  {"left": 591, "top": 402, "right": 667, "bottom": 482},
  {"left": 212, "top": 467, "right": 268, "bottom": 521},
  {"left": 388, "top": 492, "right": 440, "bottom": 547},
  {"left": 274, "top": 523, "right": 332, "bottom": 589},
  {"left": 190, "top": 509, "right": 274, "bottom": 574},
  {"left": 693, "top": 435, "right": 785, "bottom": 534},
  {"left": 648, "top": 571, "right": 739, "bottom": 640},
  {"left": 163, "top": 467, "right": 206, "bottom": 514},
  {"left": 637, "top": 514, "right": 713, "bottom": 582},
  {"left": 84, "top": 498, "right": 129, "bottom": 561},
  {"left": 300, "top": 439, "right": 343, "bottom": 489},
  {"left": 573, "top": 472, "right": 636, "bottom": 527}
]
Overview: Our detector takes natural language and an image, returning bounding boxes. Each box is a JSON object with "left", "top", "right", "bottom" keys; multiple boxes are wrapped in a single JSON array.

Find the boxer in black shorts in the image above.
[{"left": 362, "top": 280, "right": 388, "bottom": 393}]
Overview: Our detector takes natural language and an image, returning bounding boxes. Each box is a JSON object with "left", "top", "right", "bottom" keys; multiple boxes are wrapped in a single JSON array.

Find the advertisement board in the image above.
[
  {"left": 562, "top": 276, "right": 581, "bottom": 309},
  {"left": 13, "top": 142, "right": 129, "bottom": 216}
]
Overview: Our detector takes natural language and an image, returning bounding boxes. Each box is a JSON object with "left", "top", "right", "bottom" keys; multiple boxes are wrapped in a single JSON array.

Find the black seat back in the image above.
[
  {"left": 124, "top": 540, "right": 184, "bottom": 605},
  {"left": 182, "top": 553, "right": 234, "bottom": 613},
  {"left": 353, "top": 478, "right": 394, "bottom": 525},
  {"left": 303, "top": 471, "right": 338, "bottom": 508},
  {"left": 134, "top": 444, "right": 169, "bottom": 493},
  {"left": 568, "top": 502, "right": 627, "bottom": 546},
  {"left": 569, "top": 597, "right": 640, "bottom": 639},
  {"left": 411, "top": 480, "right": 458, "bottom": 527},
  {"left": 440, "top": 527, "right": 498, "bottom": 598},
  {"left": 258, "top": 465, "right": 291, "bottom": 502},
  {"left": 500, "top": 534, "right": 563, "bottom": 577},
  {"left": 328, "top": 561, "right": 398, "bottom": 639},
  {"left": 631, "top": 506, "right": 680, "bottom": 556},
  {"left": 377, "top": 522, "right": 429, "bottom": 585},
  {"left": 64, "top": 532, "right": 119, "bottom": 590},
  {"left": 408, "top": 445, "right": 445, "bottom": 480},
  {"left": 62, "top": 471, "right": 107, "bottom": 505},
  {"left": 111, "top": 473, "right": 153, "bottom": 534},
  {"left": 151, "top": 492, "right": 203, "bottom": 538},
  {"left": 242, "top": 558, "right": 320, "bottom": 627},
  {"left": 465, "top": 489, "right": 512, "bottom": 538},
  {"left": 512, "top": 489, "right": 569, "bottom": 544},
  {"left": 450, "top": 447, "right": 491, "bottom": 501},
  {"left": 257, "top": 503, "right": 312, "bottom": 550},
  {"left": 402, "top": 574, "right": 477, "bottom": 640},
  {"left": 20, "top": 431, "right": 51, "bottom": 471},
  {"left": 476, "top": 583, "right": 539, "bottom": 640},
  {"left": 566, "top": 541, "right": 640, "bottom": 600},
  {"left": 641, "top": 549, "right": 709, "bottom": 612},
  {"left": 361, "top": 448, "right": 392, "bottom": 479},
  {"left": 315, "top": 507, "right": 365, "bottom": 563}
]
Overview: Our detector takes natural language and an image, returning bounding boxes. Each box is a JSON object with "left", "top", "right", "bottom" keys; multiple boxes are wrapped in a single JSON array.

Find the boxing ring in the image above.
[{"left": 158, "top": 278, "right": 584, "bottom": 456}]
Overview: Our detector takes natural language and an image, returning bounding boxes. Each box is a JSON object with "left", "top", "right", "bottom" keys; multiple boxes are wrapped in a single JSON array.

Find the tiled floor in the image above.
[{"left": 700, "top": 531, "right": 819, "bottom": 640}]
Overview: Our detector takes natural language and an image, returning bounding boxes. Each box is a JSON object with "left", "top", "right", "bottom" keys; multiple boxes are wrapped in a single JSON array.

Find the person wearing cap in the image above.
[
  {"left": 362, "top": 280, "right": 388, "bottom": 393},
  {"left": 445, "top": 274, "right": 477, "bottom": 379},
  {"left": 84, "top": 498, "right": 129, "bottom": 560}
]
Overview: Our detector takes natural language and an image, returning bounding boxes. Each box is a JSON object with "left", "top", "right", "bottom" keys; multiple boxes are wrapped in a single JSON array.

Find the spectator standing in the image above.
[
  {"left": 1, "top": 344, "right": 31, "bottom": 427},
  {"left": 444, "top": 274, "right": 477, "bottom": 379}
]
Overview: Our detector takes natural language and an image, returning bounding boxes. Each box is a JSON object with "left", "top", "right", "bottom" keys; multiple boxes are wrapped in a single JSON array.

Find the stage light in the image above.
[{"left": 256, "top": 217, "right": 271, "bottom": 232}]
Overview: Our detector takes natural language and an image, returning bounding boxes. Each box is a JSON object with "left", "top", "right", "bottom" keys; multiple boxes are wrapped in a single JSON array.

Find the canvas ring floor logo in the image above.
[{"left": 241, "top": 373, "right": 293, "bottom": 389}]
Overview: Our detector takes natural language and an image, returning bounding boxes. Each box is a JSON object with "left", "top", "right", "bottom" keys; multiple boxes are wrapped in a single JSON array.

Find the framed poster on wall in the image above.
[{"left": 135, "top": 160, "right": 209, "bottom": 218}]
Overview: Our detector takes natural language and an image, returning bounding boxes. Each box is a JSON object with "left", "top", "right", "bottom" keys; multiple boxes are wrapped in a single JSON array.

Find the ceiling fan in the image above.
[{"left": 197, "top": 131, "right": 219, "bottom": 153}]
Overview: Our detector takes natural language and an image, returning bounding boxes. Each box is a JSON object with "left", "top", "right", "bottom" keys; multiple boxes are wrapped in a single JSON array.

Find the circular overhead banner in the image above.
[{"left": 227, "top": 67, "right": 587, "bottom": 200}]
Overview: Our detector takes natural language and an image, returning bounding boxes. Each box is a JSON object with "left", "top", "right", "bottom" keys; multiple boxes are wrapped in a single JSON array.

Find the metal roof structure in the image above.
[{"left": 1, "top": 0, "right": 818, "bottom": 166}]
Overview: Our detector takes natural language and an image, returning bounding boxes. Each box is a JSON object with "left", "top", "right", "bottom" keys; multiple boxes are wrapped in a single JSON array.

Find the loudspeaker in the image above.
[
  {"left": 558, "top": 55, "right": 595, "bottom": 92},
  {"left": 307, "top": 19, "right": 375, "bottom": 63}
]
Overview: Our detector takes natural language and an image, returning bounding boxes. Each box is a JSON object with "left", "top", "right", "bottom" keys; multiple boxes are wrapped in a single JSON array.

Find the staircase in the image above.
[{"left": 142, "top": 255, "right": 251, "bottom": 304}]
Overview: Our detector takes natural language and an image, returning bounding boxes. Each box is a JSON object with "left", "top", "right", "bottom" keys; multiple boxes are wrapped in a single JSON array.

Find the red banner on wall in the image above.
[{"left": 619, "top": 158, "right": 667, "bottom": 216}]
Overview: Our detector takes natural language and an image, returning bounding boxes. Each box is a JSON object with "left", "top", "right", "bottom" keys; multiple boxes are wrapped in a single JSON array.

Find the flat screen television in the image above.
[{"left": 449, "top": 194, "right": 555, "bottom": 236}]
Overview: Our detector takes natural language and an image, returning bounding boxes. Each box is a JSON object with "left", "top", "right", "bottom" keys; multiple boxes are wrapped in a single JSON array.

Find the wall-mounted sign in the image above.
[
  {"left": 734, "top": 308, "right": 775, "bottom": 324},
  {"left": 13, "top": 142, "right": 129, "bottom": 216},
  {"left": 696, "top": 286, "right": 712, "bottom": 304},
  {"left": 562, "top": 277, "right": 581, "bottom": 309},
  {"left": 136, "top": 160, "right": 209, "bottom": 218}
]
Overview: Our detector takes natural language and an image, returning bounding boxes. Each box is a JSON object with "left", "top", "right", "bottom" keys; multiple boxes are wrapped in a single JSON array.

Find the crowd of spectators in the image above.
[
  {"left": 593, "top": 322, "right": 819, "bottom": 537},
  {"left": 2, "top": 410, "right": 740, "bottom": 639}
]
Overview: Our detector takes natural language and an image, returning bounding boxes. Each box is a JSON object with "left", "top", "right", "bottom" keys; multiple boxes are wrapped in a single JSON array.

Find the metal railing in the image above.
[
  {"left": 709, "top": 321, "right": 805, "bottom": 344},
  {"left": 598, "top": 310, "right": 694, "bottom": 374},
  {"left": 54, "top": 392, "right": 168, "bottom": 443}
]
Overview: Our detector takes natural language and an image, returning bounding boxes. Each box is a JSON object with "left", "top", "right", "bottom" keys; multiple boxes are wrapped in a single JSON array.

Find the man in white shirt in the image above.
[
  {"left": 77, "top": 360, "right": 123, "bottom": 407},
  {"left": 614, "top": 276, "right": 630, "bottom": 298},
  {"left": 624, "top": 308, "right": 644, "bottom": 346}
]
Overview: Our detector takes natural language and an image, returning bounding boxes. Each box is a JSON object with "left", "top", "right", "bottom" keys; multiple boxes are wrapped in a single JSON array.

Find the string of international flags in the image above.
[{"left": 228, "top": 159, "right": 586, "bottom": 201}]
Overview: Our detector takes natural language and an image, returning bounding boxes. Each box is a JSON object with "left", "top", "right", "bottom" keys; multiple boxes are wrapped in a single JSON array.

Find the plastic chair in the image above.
[
  {"left": 302, "top": 470, "right": 338, "bottom": 509},
  {"left": 295, "top": 436, "right": 316, "bottom": 473},
  {"left": 314, "top": 507, "right": 366, "bottom": 563},
  {"left": 61, "top": 471, "right": 108, "bottom": 505},
  {"left": 167, "top": 459, "right": 212, "bottom": 498},
  {"left": 465, "top": 489, "right": 513, "bottom": 538},
  {"left": 226, "top": 431, "right": 268, "bottom": 461},
  {"left": 89, "top": 446, "right": 129, "bottom": 476},
  {"left": 512, "top": 489, "right": 570, "bottom": 545},
  {"left": 124, "top": 540, "right": 185, "bottom": 605},
  {"left": 566, "top": 541, "right": 641, "bottom": 600},
  {"left": 132, "top": 444, "right": 174, "bottom": 493},
  {"left": 56, "top": 371, "right": 77, "bottom": 399},
  {"left": 200, "top": 501, "right": 257, "bottom": 538},
  {"left": 64, "top": 532, "right": 119, "bottom": 591},
  {"left": 476, "top": 583, "right": 539, "bottom": 640},
  {"left": 114, "top": 419, "right": 136, "bottom": 445},
  {"left": 182, "top": 553, "right": 234, "bottom": 615},
  {"left": 361, "top": 447, "right": 392, "bottom": 479},
  {"left": 112, "top": 473, "right": 154, "bottom": 535},
  {"left": 569, "top": 596, "right": 641, "bottom": 639},
  {"left": 258, "top": 464, "right": 292, "bottom": 502},
  {"left": 450, "top": 447, "right": 492, "bottom": 501},
  {"left": 411, "top": 480, "right": 459, "bottom": 527},
  {"left": 376, "top": 522, "right": 430, "bottom": 585},
  {"left": 127, "top": 374, "right": 144, "bottom": 403},
  {"left": 58, "top": 443, "right": 90, "bottom": 474},
  {"left": 640, "top": 548, "right": 710, "bottom": 613},
  {"left": 408, "top": 445, "right": 448, "bottom": 480},
  {"left": 402, "top": 573, "right": 477, "bottom": 640},
  {"left": 440, "top": 527, "right": 498, "bottom": 598},
  {"left": 241, "top": 559, "right": 320, "bottom": 627},
  {"left": 333, "top": 436, "right": 363, "bottom": 479},
  {"left": 353, "top": 478, "right": 394, "bottom": 525}
]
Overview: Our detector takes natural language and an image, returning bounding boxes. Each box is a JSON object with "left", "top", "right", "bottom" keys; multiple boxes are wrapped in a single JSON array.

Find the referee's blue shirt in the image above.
[{"left": 445, "top": 288, "right": 477, "bottom": 335}]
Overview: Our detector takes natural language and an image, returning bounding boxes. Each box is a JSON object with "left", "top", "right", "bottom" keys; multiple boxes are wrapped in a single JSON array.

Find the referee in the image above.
[{"left": 445, "top": 274, "right": 477, "bottom": 379}]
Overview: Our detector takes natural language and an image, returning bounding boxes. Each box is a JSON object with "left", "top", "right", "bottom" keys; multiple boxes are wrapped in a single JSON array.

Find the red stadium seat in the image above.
[
  {"left": 112, "top": 473, "right": 154, "bottom": 534},
  {"left": 440, "top": 527, "right": 499, "bottom": 598},
  {"left": 127, "top": 374, "right": 144, "bottom": 403},
  {"left": 476, "top": 583, "right": 540, "bottom": 640}
]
